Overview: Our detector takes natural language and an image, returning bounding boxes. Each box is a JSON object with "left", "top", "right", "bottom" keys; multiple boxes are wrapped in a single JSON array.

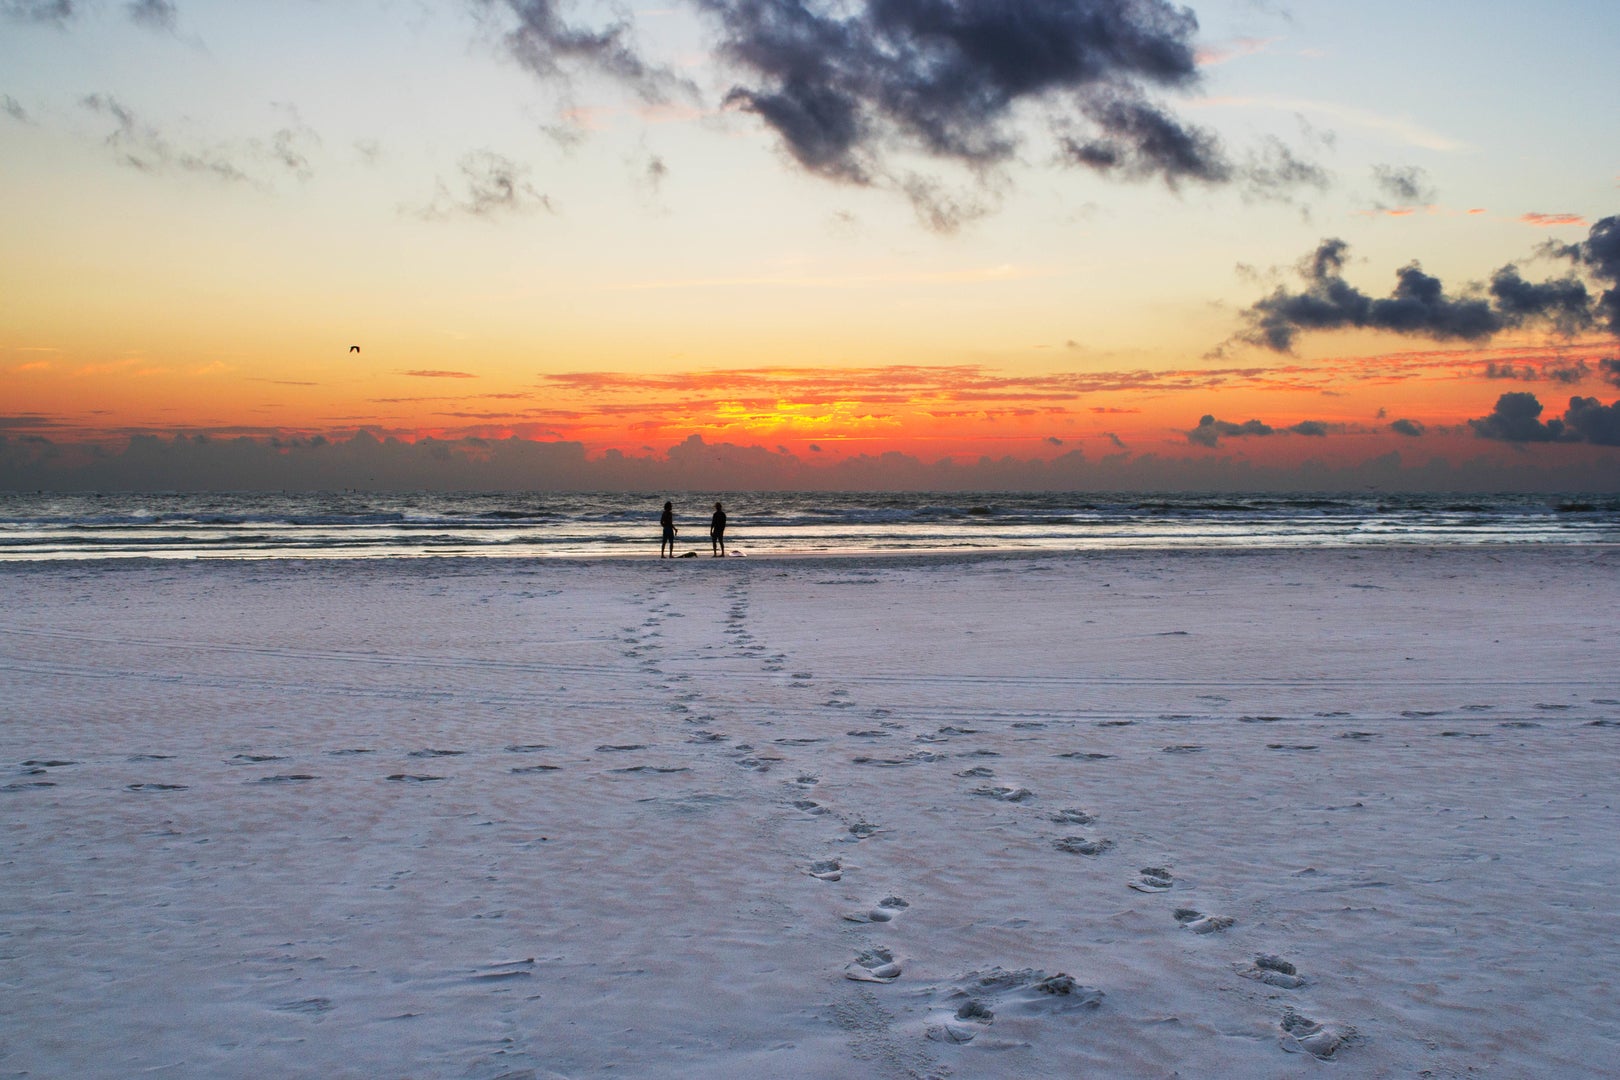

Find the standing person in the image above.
[
  {"left": 659, "top": 500, "right": 677, "bottom": 558},
  {"left": 710, "top": 501, "right": 728, "bottom": 557}
]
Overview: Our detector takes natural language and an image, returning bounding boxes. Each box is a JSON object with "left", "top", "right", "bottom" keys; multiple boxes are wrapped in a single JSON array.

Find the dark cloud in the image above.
[
  {"left": 2, "top": 95, "right": 30, "bottom": 123},
  {"left": 1288, "top": 420, "right": 1328, "bottom": 436},
  {"left": 1469, "top": 392, "right": 1563, "bottom": 443},
  {"left": 644, "top": 154, "right": 668, "bottom": 191},
  {"left": 126, "top": 0, "right": 176, "bottom": 31},
  {"left": 2, "top": 0, "right": 74, "bottom": 23},
  {"left": 1045, "top": 436, "right": 1064, "bottom": 446},
  {"left": 1484, "top": 361, "right": 1536, "bottom": 381},
  {"left": 1468, "top": 391, "right": 1620, "bottom": 446},
  {"left": 1572, "top": 215, "right": 1620, "bottom": 333},
  {"left": 1389, "top": 418, "right": 1425, "bottom": 437},
  {"left": 269, "top": 108, "right": 321, "bottom": 181},
  {"left": 482, "top": 0, "right": 678, "bottom": 100},
  {"left": 1236, "top": 217, "right": 1620, "bottom": 352},
  {"left": 1601, "top": 358, "right": 1620, "bottom": 387},
  {"left": 1564, "top": 397, "right": 1620, "bottom": 446},
  {"left": 80, "top": 94, "right": 322, "bottom": 185},
  {"left": 8, "top": 426, "right": 1619, "bottom": 493},
  {"left": 1240, "top": 136, "right": 1330, "bottom": 202},
  {"left": 1546, "top": 360, "right": 1592, "bottom": 384},
  {"left": 1371, "top": 164, "right": 1434, "bottom": 206},
  {"left": 1060, "top": 93, "right": 1226, "bottom": 187},
  {"left": 1484, "top": 358, "right": 1592, "bottom": 383},
  {"left": 0, "top": 414, "right": 71, "bottom": 430},
  {"left": 896, "top": 173, "right": 992, "bottom": 233},
  {"left": 696, "top": 0, "right": 1234, "bottom": 191},
  {"left": 1187, "top": 414, "right": 1273, "bottom": 447},
  {"left": 82, "top": 93, "right": 250, "bottom": 182},
  {"left": 416, "top": 150, "right": 552, "bottom": 219},
  {"left": 1487, "top": 265, "right": 1591, "bottom": 335}
]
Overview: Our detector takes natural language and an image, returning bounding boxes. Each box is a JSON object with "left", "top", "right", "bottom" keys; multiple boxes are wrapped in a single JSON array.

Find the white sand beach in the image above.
[{"left": 3, "top": 546, "right": 1618, "bottom": 1078}]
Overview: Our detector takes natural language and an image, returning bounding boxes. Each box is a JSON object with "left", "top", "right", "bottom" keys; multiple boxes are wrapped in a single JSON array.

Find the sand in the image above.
[{"left": 2, "top": 546, "right": 1618, "bottom": 1078}]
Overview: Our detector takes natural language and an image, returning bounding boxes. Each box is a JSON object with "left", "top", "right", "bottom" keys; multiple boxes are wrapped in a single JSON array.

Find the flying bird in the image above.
[{"left": 349, "top": 345, "right": 360, "bottom": 353}]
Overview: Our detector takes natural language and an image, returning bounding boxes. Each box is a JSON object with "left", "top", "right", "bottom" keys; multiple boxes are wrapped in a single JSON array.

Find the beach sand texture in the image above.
[{"left": 3, "top": 547, "right": 1618, "bottom": 1077}]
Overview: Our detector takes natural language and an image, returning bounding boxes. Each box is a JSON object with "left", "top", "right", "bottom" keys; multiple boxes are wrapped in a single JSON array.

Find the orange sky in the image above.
[{"left": 3, "top": 0, "right": 1619, "bottom": 490}]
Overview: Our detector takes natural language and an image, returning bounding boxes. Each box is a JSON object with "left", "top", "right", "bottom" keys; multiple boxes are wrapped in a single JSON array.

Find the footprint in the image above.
[
  {"left": 408, "top": 748, "right": 465, "bottom": 758},
  {"left": 807, "top": 859, "right": 843, "bottom": 882},
  {"left": 511, "top": 764, "right": 560, "bottom": 774},
  {"left": 1052, "top": 836, "right": 1112, "bottom": 856},
  {"left": 386, "top": 774, "right": 444, "bottom": 783},
  {"left": 853, "top": 753, "right": 941, "bottom": 767},
  {"left": 848, "top": 822, "right": 881, "bottom": 840},
  {"left": 1279, "top": 1008, "right": 1355, "bottom": 1059},
  {"left": 1337, "top": 731, "right": 1378, "bottom": 741},
  {"left": 1174, "top": 907, "right": 1234, "bottom": 934},
  {"left": 229, "top": 753, "right": 285, "bottom": 764},
  {"left": 688, "top": 731, "right": 729, "bottom": 743},
  {"left": 973, "top": 785, "right": 1034, "bottom": 802},
  {"left": 505, "top": 744, "right": 551, "bottom": 753},
  {"left": 927, "top": 999, "right": 995, "bottom": 1044},
  {"left": 594, "top": 744, "right": 648, "bottom": 752},
  {"left": 1498, "top": 721, "right": 1542, "bottom": 729},
  {"left": 1050, "top": 808, "right": 1095, "bottom": 825},
  {"left": 1162, "top": 745, "right": 1204, "bottom": 754},
  {"left": 792, "top": 799, "right": 827, "bottom": 815},
  {"left": 19, "top": 759, "right": 77, "bottom": 768},
  {"left": 1054, "top": 751, "right": 1113, "bottom": 760},
  {"left": 252, "top": 774, "right": 318, "bottom": 784},
  {"left": 610, "top": 765, "right": 690, "bottom": 774},
  {"left": 844, "top": 896, "right": 909, "bottom": 924},
  {"left": 1266, "top": 744, "right": 1318, "bottom": 752},
  {"left": 1239, "top": 955, "right": 1307, "bottom": 989},
  {"left": 845, "top": 946, "right": 902, "bottom": 983},
  {"left": 328, "top": 748, "right": 376, "bottom": 756},
  {"left": 127, "top": 782, "right": 187, "bottom": 791},
  {"left": 956, "top": 765, "right": 996, "bottom": 778},
  {"left": 929, "top": 969, "right": 1102, "bottom": 1033},
  {"left": 1128, "top": 867, "right": 1173, "bottom": 892}
]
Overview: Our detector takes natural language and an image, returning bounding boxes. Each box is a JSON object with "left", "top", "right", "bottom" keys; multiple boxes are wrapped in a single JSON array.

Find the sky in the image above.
[{"left": 2, "top": 0, "right": 1619, "bottom": 491}]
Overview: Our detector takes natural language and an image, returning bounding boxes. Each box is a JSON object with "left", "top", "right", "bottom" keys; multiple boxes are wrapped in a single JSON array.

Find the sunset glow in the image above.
[{"left": 3, "top": 0, "right": 1619, "bottom": 490}]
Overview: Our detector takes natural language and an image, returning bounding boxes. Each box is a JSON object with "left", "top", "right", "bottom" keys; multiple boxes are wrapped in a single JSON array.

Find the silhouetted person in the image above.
[
  {"left": 659, "top": 500, "right": 676, "bottom": 558},
  {"left": 710, "top": 502, "right": 728, "bottom": 557}
]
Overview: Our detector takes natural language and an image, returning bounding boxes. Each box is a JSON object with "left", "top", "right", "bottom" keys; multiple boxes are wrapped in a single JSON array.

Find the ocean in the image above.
[{"left": 1, "top": 490, "right": 1616, "bottom": 561}]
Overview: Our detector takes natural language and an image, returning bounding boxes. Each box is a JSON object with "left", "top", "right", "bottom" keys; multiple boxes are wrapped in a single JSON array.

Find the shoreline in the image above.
[{"left": 4, "top": 536, "right": 1619, "bottom": 570}]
